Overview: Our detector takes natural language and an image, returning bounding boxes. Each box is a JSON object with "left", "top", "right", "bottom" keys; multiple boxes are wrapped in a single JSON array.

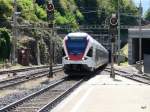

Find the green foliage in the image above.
[
  {"left": 75, "top": 0, "right": 138, "bottom": 25},
  {"left": 54, "top": 0, "right": 79, "bottom": 30},
  {"left": 0, "top": 0, "right": 47, "bottom": 22},
  {"left": 0, "top": 0, "right": 138, "bottom": 30},
  {"left": 56, "top": 0, "right": 77, "bottom": 15},
  {"left": 35, "top": 5, "right": 47, "bottom": 21},
  {"left": 0, "top": 0, "right": 13, "bottom": 19},
  {"left": 17, "top": 0, "right": 37, "bottom": 21},
  {"left": 76, "top": 0, "right": 99, "bottom": 24},
  {"left": 145, "top": 8, "right": 150, "bottom": 21},
  {"left": 65, "top": 12, "right": 78, "bottom": 29},
  {"left": 76, "top": 10, "right": 84, "bottom": 24},
  {"left": 17, "top": 0, "right": 47, "bottom": 21},
  {"left": 54, "top": 11, "right": 68, "bottom": 25},
  {"left": 0, "top": 28, "right": 11, "bottom": 60},
  {"left": 0, "top": 0, "right": 139, "bottom": 65}
]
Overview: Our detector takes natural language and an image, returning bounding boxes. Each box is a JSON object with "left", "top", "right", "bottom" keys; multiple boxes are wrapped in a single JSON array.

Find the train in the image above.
[{"left": 62, "top": 32, "right": 109, "bottom": 75}]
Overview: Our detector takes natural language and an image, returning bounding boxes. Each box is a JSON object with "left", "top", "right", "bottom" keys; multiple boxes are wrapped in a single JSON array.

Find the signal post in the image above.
[
  {"left": 47, "top": 1, "right": 54, "bottom": 78},
  {"left": 109, "top": 14, "right": 118, "bottom": 79},
  {"left": 35, "top": 0, "right": 54, "bottom": 77}
]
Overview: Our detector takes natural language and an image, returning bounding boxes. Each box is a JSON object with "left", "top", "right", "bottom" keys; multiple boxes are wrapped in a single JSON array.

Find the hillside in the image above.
[
  {"left": 0, "top": 0, "right": 139, "bottom": 65},
  {"left": 0, "top": 0, "right": 138, "bottom": 28}
]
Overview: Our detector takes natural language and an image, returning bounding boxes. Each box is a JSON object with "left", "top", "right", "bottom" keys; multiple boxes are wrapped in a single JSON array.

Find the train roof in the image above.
[
  {"left": 67, "top": 32, "right": 88, "bottom": 37},
  {"left": 65, "top": 32, "right": 108, "bottom": 53}
]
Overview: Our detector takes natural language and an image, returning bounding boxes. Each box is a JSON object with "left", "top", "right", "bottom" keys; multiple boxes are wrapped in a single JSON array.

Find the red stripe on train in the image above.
[{"left": 69, "top": 53, "right": 84, "bottom": 61}]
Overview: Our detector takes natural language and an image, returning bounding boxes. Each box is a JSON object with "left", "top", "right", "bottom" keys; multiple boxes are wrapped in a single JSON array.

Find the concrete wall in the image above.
[
  {"left": 128, "top": 38, "right": 133, "bottom": 64},
  {"left": 128, "top": 29, "right": 150, "bottom": 65},
  {"left": 144, "top": 54, "right": 150, "bottom": 75},
  {"left": 129, "top": 29, "right": 150, "bottom": 38}
]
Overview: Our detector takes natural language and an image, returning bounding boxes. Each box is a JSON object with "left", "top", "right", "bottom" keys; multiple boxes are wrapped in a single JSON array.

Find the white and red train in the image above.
[{"left": 62, "top": 32, "right": 108, "bottom": 75}]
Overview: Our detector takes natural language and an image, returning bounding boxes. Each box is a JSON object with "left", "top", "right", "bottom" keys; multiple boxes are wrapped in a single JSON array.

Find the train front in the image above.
[{"left": 62, "top": 32, "right": 94, "bottom": 75}]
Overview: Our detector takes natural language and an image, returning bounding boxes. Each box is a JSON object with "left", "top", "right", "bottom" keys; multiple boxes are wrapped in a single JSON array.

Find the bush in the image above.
[
  {"left": 35, "top": 5, "right": 47, "bottom": 21},
  {"left": 0, "top": 28, "right": 11, "bottom": 60},
  {"left": 0, "top": 0, "right": 13, "bottom": 19},
  {"left": 17, "top": 0, "right": 47, "bottom": 22}
]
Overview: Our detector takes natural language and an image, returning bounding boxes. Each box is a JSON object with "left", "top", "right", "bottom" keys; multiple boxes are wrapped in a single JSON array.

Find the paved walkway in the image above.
[{"left": 52, "top": 71, "right": 150, "bottom": 112}]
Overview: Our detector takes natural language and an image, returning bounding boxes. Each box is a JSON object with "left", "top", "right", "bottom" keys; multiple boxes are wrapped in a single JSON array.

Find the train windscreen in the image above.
[{"left": 66, "top": 36, "right": 88, "bottom": 55}]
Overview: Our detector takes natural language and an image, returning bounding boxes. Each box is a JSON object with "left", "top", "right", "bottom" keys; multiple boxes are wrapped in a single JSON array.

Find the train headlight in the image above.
[
  {"left": 65, "top": 57, "right": 70, "bottom": 60},
  {"left": 82, "top": 57, "right": 87, "bottom": 60}
]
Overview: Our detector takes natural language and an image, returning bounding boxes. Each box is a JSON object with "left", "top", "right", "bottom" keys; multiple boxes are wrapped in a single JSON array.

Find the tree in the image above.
[
  {"left": 0, "top": 28, "right": 11, "bottom": 60},
  {"left": 75, "top": 0, "right": 138, "bottom": 25},
  {"left": 145, "top": 8, "right": 150, "bottom": 21},
  {"left": 0, "top": 0, "right": 13, "bottom": 19}
]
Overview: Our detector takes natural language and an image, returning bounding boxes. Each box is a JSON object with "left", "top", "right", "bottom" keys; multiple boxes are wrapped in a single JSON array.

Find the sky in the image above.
[{"left": 133, "top": 0, "right": 150, "bottom": 15}]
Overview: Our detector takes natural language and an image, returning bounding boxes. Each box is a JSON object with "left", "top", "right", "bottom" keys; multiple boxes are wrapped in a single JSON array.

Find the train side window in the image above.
[{"left": 87, "top": 47, "right": 93, "bottom": 57}]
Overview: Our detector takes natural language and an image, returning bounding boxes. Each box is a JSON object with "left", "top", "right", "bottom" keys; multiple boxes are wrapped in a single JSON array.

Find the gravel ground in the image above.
[
  {"left": 11, "top": 80, "right": 79, "bottom": 112},
  {"left": 0, "top": 68, "right": 49, "bottom": 82},
  {"left": 0, "top": 71, "right": 66, "bottom": 108}
]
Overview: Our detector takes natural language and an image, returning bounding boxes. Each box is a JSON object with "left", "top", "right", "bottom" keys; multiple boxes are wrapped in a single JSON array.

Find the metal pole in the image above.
[
  {"left": 52, "top": 42, "right": 55, "bottom": 64},
  {"left": 36, "top": 38, "right": 41, "bottom": 65},
  {"left": 48, "top": 37, "right": 53, "bottom": 78},
  {"left": 117, "top": 0, "right": 121, "bottom": 65},
  {"left": 12, "top": 0, "right": 17, "bottom": 65},
  {"left": 110, "top": 43, "right": 115, "bottom": 78},
  {"left": 48, "top": 0, "right": 54, "bottom": 78},
  {"left": 110, "top": 39, "right": 115, "bottom": 79},
  {"left": 33, "top": 0, "right": 41, "bottom": 65},
  {"left": 138, "top": 0, "right": 143, "bottom": 74}
]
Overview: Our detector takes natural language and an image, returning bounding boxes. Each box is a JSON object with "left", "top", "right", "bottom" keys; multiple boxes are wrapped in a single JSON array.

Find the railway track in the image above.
[
  {"left": 0, "top": 77, "right": 84, "bottom": 112},
  {"left": 0, "top": 66, "right": 62, "bottom": 89},
  {"left": 105, "top": 68, "right": 150, "bottom": 85},
  {"left": 0, "top": 64, "right": 62, "bottom": 75},
  {"left": 0, "top": 65, "right": 49, "bottom": 75}
]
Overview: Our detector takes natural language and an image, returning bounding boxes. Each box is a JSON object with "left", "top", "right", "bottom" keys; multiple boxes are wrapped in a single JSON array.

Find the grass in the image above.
[
  {"left": 120, "top": 44, "right": 128, "bottom": 58},
  {"left": 120, "top": 61, "right": 128, "bottom": 66}
]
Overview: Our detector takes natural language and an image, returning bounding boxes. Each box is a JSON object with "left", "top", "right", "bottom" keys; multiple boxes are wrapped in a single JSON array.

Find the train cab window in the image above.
[
  {"left": 66, "top": 36, "right": 88, "bottom": 55},
  {"left": 87, "top": 47, "right": 93, "bottom": 57}
]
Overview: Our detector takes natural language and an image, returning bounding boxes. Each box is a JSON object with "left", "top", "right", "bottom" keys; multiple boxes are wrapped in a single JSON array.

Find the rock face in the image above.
[{"left": 18, "top": 34, "right": 62, "bottom": 66}]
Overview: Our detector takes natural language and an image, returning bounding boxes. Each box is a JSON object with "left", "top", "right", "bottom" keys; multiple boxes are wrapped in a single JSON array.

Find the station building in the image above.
[{"left": 128, "top": 28, "right": 150, "bottom": 74}]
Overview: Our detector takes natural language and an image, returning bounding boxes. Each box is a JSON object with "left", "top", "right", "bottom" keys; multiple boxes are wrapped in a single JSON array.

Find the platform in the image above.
[{"left": 51, "top": 71, "right": 150, "bottom": 112}]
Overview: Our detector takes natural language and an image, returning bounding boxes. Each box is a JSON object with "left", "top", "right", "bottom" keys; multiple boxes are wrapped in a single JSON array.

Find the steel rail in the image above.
[
  {"left": 0, "top": 65, "right": 48, "bottom": 75},
  {"left": 0, "top": 66, "right": 62, "bottom": 85},
  {"left": 105, "top": 68, "right": 150, "bottom": 85},
  {"left": 0, "top": 67, "right": 62, "bottom": 89},
  {"left": 0, "top": 72, "right": 48, "bottom": 89},
  {"left": 38, "top": 79, "right": 84, "bottom": 112},
  {"left": 0, "top": 64, "right": 62, "bottom": 75},
  {"left": 0, "top": 78, "right": 66, "bottom": 112},
  {"left": 106, "top": 67, "right": 150, "bottom": 80},
  {"left": 0, "top": 69, "right": 49, "bottom": 84}
]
